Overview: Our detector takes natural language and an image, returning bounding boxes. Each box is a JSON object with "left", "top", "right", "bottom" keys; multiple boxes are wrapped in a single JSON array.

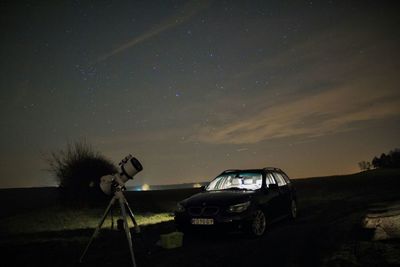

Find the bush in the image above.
[
  {"left": 46, "top": 141, "right": 117, "bottom": 205},
  {"left": 371, "top": 149, "right": 400, "bottom": 169},
  {"left": 358, "top": 161, "right": 372, "bottom": 171}
]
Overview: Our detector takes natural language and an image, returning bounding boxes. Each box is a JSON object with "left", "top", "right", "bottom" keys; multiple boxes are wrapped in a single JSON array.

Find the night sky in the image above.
[{"left": 1, "top": 1, "right": 399, "bottom": 188}]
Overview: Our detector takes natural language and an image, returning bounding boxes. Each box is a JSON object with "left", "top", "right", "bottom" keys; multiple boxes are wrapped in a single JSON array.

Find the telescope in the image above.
[
  {"left": 100, "top": 154, "right": 143, "bottom": 195},
  {"left": 80, "top": 154, "right": 143, "bottom": 267}
]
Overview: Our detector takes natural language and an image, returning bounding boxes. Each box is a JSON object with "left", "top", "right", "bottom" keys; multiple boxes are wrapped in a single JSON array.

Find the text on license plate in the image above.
[{"left": 191, "top": 218, "right": 214, "bottom": 225}]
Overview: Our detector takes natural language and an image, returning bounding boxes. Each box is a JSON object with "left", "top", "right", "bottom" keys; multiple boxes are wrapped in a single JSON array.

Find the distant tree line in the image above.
[{"left": 358, "top": 148, "right": 400, "bottom": 171}]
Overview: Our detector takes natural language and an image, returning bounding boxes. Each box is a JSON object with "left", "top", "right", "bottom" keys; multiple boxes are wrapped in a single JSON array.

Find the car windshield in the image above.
[{"left": 206, "top": 172, "right": 263, "bottom": 191}]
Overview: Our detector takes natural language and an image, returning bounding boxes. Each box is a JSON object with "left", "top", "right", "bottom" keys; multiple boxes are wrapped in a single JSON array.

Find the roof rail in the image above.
[
  {"left": 263, "top": 167, "right": 282, "bottom": 171},
  {"left": 223, "top": 169, "right": 241, "bottom": 173}
]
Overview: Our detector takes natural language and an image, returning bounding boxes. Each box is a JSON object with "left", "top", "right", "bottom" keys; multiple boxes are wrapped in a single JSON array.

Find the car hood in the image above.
[{"left": 181, "top": 190, "right": 256, "bottom": 207}]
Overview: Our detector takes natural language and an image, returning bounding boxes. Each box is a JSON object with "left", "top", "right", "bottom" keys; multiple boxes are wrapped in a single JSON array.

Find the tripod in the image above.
[{"left": 79, "top": 186, "right": 140, "bottom": 267}]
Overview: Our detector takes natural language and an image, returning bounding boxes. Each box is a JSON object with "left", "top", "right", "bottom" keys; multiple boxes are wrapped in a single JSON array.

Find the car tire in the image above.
[
  {"left": 248, "top": 209, "right": 266, "bottom": 237},
  {"left": 290, "top": 199, "right": 297, "bottom": 219}
]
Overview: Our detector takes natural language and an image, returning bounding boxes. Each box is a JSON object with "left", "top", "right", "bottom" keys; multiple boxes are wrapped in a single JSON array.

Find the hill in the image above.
[{"left": 0, "top": 169, "right": 399, "bottom": 266}]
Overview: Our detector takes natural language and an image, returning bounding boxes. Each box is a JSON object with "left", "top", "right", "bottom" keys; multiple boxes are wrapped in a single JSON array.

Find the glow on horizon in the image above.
[{"left": 142, "top": 184, "right": 150, "bottom": 191}]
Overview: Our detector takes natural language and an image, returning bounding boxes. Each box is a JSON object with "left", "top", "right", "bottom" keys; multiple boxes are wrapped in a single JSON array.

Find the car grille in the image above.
[{"left": 188, "top": 206, "right": 219, "bottom": 216}]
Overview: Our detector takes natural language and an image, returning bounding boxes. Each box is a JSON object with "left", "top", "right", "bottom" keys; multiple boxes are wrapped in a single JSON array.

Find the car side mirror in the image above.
[{"left": 200, "top": 185, "right": 206, "bottom": 191}]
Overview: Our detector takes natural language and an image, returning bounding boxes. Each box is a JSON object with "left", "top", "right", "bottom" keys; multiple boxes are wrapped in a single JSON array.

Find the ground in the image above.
[{"left": 1, "top": 169, "right": 399, "bottom": 267}]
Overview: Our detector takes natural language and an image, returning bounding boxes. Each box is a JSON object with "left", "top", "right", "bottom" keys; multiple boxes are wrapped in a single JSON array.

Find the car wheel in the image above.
[
  {"left": 290, "top": 199, "right": 297, "bottom": 219},
  {"left": 249, "top": 209, "right": 266, "bottom": 236}
]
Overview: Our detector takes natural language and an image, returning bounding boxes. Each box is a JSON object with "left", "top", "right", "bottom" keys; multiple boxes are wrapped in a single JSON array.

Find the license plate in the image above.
[{"left": 191, "top": 218, "right": 214, "bottom": 225}]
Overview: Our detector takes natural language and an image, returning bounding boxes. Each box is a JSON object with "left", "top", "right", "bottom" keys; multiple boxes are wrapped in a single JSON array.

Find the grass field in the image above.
[
  {"left": 0, "top": 207, "right": 173, "bottom": 235},
  {"left": 1, "top": 168, "right": 399, "bottom": 266}
]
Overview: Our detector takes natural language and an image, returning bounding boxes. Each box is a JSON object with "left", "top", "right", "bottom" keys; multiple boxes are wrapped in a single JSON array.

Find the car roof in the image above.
[
  {"left": 263, "top": 167, "right": 284, "bottom": 172},
  {"left": 222, "top": 167, "right": 284, "bottom": 174}
]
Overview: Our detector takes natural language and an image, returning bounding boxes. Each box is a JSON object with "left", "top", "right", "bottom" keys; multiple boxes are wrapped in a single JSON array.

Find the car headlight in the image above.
[
  {"left": 176, "top": 203, "right": 185, "bottom": 212},
  {"left": 228, "top": 201, "right": 250, "bottom": 213}
]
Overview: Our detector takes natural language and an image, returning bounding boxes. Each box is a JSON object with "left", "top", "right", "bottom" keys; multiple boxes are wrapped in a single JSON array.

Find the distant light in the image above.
[
  {"left": 142, "top": 184, "right": 150, "bottom": 191},
  {"left": 193, "top": 183, "right": 202, "bottom": 188}
]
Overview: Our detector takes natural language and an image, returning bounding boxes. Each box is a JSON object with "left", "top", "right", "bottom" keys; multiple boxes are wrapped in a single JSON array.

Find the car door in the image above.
[
  {"left": 260, "top": 172, "right": 281, "bottom": 219},
  {"left": 272, "top": 171, "right": 291, "bottom": 216}
]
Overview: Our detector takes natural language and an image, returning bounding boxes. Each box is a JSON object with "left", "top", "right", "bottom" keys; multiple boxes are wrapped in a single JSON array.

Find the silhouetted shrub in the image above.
[
  {"left": 358, "top": 161, "right": 372, "bottom": 171},
  {"left": 371, "top": 149, "right": 400, "bottom": 169},
  {"left": 46, "top": 141, "right": 117, "bottom": 205}
]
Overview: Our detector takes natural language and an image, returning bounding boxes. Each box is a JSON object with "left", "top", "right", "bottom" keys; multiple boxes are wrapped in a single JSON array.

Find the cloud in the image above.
[
  {"left": 96, "top": 1, "right": 210, "bottom": 63},
  {"left": 194, "top": 85, "right": 400, "bottom": 144},
  {"left": 192, "top": 27, "right": 400, "bottom": 144}
]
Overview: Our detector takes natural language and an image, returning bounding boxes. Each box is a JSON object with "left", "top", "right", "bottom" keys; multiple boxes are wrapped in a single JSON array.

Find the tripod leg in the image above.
[
  {"left": 123, "top": 197, "right": 140, "bottom": 233},
  {"left": 119, "top": 197, "right": 137, "bottom": 267},
  {"left": 79, "top": 196, "right": 117, "bottom": 263},
  {"left": 123, "top": 197, "right": 152, "bottom": 256},
  {"left": 110, "top": 206, "right": 114, "bottom": 230}
]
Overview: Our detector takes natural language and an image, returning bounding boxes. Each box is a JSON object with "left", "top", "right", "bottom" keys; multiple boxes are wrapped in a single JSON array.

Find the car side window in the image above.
[
  {"left": 273, "top": 172, "right": 287, "bottom": 187},
  {"left": 281, "top": 172, "right": 291, "bottom": 184},
  {"left": 265, "top": 173, "right": 277, "bottom": 188}
]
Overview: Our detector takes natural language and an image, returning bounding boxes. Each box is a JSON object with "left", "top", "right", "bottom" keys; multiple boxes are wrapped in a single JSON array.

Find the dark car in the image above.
[{"left": 174, "top": 167, "right": 297, "bottom": 236}]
